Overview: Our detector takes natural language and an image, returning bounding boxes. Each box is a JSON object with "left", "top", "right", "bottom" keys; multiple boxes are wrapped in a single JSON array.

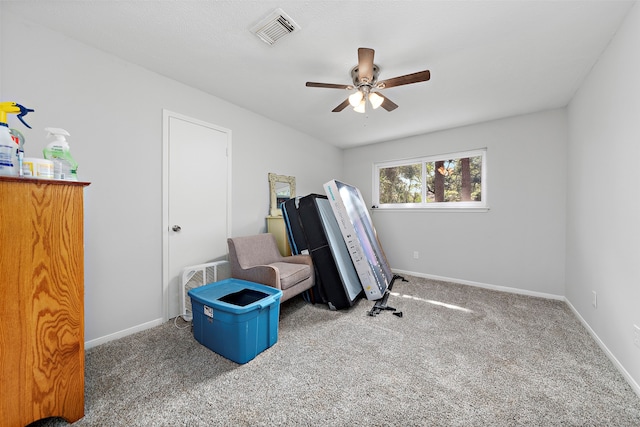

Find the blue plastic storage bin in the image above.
[{"left": 188, "top": 278, "right": 282, "bottom": 364}]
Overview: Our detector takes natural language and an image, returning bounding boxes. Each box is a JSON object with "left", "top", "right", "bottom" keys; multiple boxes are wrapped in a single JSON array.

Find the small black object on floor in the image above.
[{"left": 368, "top": 274, "right": 408, "bottom": 317}]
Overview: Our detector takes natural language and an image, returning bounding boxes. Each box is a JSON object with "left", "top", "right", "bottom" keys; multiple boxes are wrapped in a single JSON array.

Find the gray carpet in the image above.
[{"left": 33, "top": 275, "right": 640, "bottom": 426}]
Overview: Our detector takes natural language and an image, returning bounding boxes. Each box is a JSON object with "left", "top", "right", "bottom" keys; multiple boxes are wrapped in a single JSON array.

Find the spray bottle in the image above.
[
  {"left": 0, "top": 102, "right": 34, "bottom": 176},
  {"left": 43, "top": 128, "right": 78, "bottom": 181}
]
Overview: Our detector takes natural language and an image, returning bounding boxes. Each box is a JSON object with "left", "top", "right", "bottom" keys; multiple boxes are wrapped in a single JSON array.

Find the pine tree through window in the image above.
[{"left": 374, "top": 149, "right": 487, "bottom": 210}]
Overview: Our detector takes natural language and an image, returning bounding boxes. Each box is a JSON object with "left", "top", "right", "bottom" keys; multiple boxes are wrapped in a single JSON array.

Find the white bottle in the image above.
[{"left": 0, "top": 124, "right": 18, "bottom": 176}]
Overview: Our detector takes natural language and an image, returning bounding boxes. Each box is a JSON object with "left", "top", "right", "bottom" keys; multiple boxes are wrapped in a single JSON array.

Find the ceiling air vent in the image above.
[{"left": 250, "top": 8, "right": 301, "bottom": 46}]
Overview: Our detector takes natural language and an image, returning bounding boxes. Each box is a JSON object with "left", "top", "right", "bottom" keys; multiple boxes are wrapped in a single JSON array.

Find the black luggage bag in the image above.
[
  {"left": 296, "top": 194, "right": 363, "bottom": 310},
  {"left": 282, "top": 197, "right": 329, "bottom": 304}
]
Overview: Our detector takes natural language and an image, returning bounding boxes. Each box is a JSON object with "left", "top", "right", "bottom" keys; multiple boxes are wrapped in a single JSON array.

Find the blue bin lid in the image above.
[{"left": 188, "top": 278, "right": 282, "bottom": 313}]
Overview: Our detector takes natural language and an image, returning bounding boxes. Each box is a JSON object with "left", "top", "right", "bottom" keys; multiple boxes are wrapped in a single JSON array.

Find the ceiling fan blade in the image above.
[
  {"left": 332, "top": 98, "right": 351, "bottom": 112},
  {"left": 380, "top": 95, "right": 398, "bottom": 112},
  {"left": 306, "top": 82, "right": 353, "bottom": 89},
  {"left": 377, "top": 70, "right": 431, "bottom": 89},
  {"left": 357, "top": 48, "right": 375, "bottom": 84}
]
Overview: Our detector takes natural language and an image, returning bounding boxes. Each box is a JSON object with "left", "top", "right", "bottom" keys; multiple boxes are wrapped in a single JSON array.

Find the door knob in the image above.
[{"left": 172, "top": 225, "right": 182, "bottom": 232}]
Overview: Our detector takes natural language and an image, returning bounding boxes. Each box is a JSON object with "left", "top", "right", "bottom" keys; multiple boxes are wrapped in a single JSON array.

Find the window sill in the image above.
[{"left": 371, "top": 206, "right": 490, "bottom": 213}]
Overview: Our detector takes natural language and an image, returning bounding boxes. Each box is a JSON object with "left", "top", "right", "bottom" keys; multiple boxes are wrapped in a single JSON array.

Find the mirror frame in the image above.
[{"left": 268, "top": 173, "right": 296, "bottom": 216}]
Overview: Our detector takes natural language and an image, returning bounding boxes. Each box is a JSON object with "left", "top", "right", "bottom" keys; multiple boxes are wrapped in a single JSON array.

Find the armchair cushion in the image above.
[{"left": 270, "top": 262, "right": 311, "bottom": 290}]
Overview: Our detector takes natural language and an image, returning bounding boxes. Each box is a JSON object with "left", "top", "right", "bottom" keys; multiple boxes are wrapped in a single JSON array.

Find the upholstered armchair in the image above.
[{"left": 227, "top": 233, "right": 314, "bottom": 303}]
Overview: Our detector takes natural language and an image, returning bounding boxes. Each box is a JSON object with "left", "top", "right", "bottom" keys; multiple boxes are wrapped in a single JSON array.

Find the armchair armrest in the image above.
[
  {"left": 232, "top": 264, "right": 281, "bottom": 290},
  {"left": 281, "top": 254, "right": 313, "bottom": 267}
]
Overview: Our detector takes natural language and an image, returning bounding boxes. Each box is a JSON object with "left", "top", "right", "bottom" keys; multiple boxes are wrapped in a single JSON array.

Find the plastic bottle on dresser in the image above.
[
  {"left": 10, "top": 129, "right": 25, "bottom": 177},
  {"left": 0, "top": 123, "right": 16, "bottom": 176},
  {"left": 0, "top": 102, "right": 35, "bottom": 176},
  {"left": 43, "top": 128, "right": 78, "bottom": 181}
]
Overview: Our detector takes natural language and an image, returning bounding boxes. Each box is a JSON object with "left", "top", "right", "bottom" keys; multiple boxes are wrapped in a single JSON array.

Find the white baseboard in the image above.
[
  {"left": 564, "top": 300, "right": 640, "bottom": 399},
  {"left": 392, "top": 269, "right": 565, "bottom": 301},
  {"left": 85, "top": 317, "right": 165, "bottom": 350},
  {"left": 392, "top": 268, "right": 640, "bottom": 399}
]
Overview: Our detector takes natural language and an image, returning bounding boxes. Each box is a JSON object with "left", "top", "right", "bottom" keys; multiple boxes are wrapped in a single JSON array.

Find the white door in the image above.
[{"left": 162, "top": 110, "right": 231, "bottom": 320}]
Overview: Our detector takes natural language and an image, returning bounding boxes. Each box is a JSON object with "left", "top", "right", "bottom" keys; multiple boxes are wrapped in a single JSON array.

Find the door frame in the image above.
[{"left": 161, "top": 109, "right": 232, "bottom": 321}]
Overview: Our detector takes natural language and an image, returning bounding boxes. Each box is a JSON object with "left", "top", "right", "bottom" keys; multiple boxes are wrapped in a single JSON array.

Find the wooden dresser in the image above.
[{"left": 0, "top": 176, "right": 90, "bottom": 426}]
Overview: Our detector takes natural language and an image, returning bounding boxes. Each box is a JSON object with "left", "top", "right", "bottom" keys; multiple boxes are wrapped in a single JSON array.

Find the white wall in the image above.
[
  {"left": 343, "top": 109, "right": 568, "bottom": 297},
  {"left": 0, "top": 12, "right": 343, "bottom": 344},
  {"left": 567, "top": 2, "right": 640, "bottom": 393}
]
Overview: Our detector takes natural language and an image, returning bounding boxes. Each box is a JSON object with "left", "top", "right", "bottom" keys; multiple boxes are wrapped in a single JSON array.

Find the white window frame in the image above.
[{"left": 372, "top": 148, "right": 488, "bottom": 212}]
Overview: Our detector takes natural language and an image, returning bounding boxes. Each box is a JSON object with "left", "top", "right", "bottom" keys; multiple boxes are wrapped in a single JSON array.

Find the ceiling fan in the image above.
[{"left": 306, "top": 47, "right": 431, "bottom": 113}]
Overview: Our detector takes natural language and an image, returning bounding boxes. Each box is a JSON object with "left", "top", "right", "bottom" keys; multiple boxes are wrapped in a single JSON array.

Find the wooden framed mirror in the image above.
[{"left": 268, "top": 173, "right": 295, "bottom": 216}]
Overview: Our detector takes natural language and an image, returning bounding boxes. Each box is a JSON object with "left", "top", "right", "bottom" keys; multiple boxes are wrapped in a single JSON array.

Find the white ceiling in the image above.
[{"left": 2, "top": 0, "right": 635, "bottom": 148}]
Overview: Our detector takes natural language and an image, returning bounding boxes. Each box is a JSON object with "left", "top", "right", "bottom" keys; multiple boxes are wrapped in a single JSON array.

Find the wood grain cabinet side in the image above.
[{"left": 0, "top": 177, "right": 89, "bottom": 427}]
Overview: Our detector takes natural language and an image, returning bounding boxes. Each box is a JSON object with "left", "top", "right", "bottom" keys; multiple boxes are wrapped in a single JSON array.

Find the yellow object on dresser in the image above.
[{"left": 0, "top": 176, "right": 89, "bottom": 426}]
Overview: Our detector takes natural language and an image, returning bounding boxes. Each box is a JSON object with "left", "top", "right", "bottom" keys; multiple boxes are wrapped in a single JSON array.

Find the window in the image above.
[{"left": 373, "top": 149, "right": 487, "bottom": 210}]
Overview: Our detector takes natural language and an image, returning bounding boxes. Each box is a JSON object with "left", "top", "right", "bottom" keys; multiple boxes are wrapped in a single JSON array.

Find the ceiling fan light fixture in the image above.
[
  {"left": 369, "top": 92, "right": 384, "bottom": 109},
  {"left": 348, "top": 91, "right": 364, "bottom": 107},
  {"left": 305, "top": 47, "right": 429, "bottom": 113}
]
